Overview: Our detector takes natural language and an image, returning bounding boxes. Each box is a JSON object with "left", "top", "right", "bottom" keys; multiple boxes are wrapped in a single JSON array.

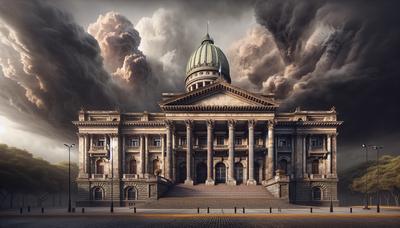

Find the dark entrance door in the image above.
[
  {"left": 234, "top": 162, "right": 244, "bottom": 184},
  {"left": 215, "top": 162, "right": 226, "bottom": 183},
  {"left": 178, "top": 162, "right": 186, "bottom": 183},
  {"left": 254, "top": 162, "right": 260, "bottom": 184},
  {"left": 196, "top": 162, "right": 207, "bottom": 184}
]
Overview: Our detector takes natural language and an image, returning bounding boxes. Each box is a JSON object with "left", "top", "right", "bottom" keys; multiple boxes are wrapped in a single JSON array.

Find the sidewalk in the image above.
[{"left": 1, "top": 206, "right": 399, "bottom": 217}]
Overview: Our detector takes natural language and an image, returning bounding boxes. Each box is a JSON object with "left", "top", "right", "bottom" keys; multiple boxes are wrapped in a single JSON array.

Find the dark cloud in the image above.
[
  {"left": 228, "top": 0, "right": 400, "bottom": 168},
  {"left": 0, "top": 0, "right": 156, "bottom": 139}
]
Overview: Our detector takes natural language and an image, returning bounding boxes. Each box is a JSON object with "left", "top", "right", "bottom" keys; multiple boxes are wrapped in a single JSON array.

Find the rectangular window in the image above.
[
  {"left": 277, "top": 136, "right": 291, "bottom": 149},
  {"left": 198, "top": 137, "right": 207, "bottom": 146},
  {"left": 179, "top": 137, "right": 187, "bottom": 146},
  {"left": 255, "top": 137, "right": 261, "bottom": 146},
  {"left": 128, "top": 137, "right": 139, "bottom": 147},
  {"left": 235, "top": 137, "right": 242, "bottom": 145},
  {"left": 311, "top": 136, "right": 323, "bottom": 148},
  {"left": 217, "top": 136, "right": 225, "bottom": 145},
  {"left": 153, "top": 137, "right": 161, "bottom": 147},
  {"left": 97, "top": 138, "right": 105, "bottom": 147}
]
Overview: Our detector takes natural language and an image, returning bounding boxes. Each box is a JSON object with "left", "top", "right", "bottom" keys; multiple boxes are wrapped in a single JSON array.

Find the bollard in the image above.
[
  {"left": 278, "top": 208, "right": 281, "bottom": 213},
  {"left": 197, "top": 207, "right": 200, "bottom": 214},
  {"left": 134, "top": 207, "right": 136, "bottom": 213},
  {"left": 269, "top": 207, "right": 272, "bottom": 214},
  {"left": 82, "top": 208, "right": 85, "bottom": 213},
  {"left": 27, "top": 206, "right": 31, "bottom": 213},
  {"left": 207, "top": 207, "right": 210, "bottom": 214},
  {"left": 350, "top": 207, "right": 352, "bottom": 213},
  {"left": 234, "top": 206, "right": 237, "bottom": 214},
  {"left": 41, "top": 208, "right": 44, "bottom": 214},
  {"left": 20, "top": 208, "right": 23, "bottom": 214},
  {"left": 242, "top": 207, "right": 245, "bottom": 214},
  {"left": 72, "top": 208, "right": 75, "bottom": 213},
  {"left": 310, "top": 207, "right": 313, "bottom": 213}
]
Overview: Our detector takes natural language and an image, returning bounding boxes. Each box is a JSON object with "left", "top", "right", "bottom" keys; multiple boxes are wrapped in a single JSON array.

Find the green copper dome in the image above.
[{"left": 185, "top": 34, "right": 230, "bottom": 91}]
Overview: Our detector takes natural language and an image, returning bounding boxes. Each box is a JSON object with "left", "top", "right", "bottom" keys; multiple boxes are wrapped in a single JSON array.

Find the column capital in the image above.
[
  {"left": 206, "top": 119, "right": 214, "bottom": 128},
  {"left": 107, "top": 133, "right": 119, "bottom": 137},
  {"left": 185, "top": 119, "right": 193, "bottom": 128},
  {"left": 248, "top": 119, "right": 257, "bottom": 128},
  {"left": 228, "top": 119, "right": 236, "bottom": 128},
  {"left": 267, "top": 119, "right": 276, "bottom": 129},
  {"left": 164, "top": 120, "right": 174, "bottom": 129}
]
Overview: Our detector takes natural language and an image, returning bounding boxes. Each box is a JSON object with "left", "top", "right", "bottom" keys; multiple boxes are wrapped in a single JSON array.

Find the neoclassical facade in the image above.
[{"left": 74, "top": 34, "right": 342, "bottom": 206}]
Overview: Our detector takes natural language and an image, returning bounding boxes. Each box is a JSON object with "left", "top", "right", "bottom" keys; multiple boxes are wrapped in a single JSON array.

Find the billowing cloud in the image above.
[
  {"left": 135, "top": 8, "right": 196, "bottom": 90},
  {"left": 0, "top": 0, "right": 123, "bottom": 139},
  {"left": 88, "top": 12, "right": 152, "bottom": 87},
  {"left": 229, "top": 0, "right": 400, "bottom": 160}
]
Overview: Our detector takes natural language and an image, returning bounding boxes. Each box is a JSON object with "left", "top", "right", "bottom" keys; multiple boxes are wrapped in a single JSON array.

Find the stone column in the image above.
[
  {"left": 184, "top": 120, "right": 194, "bottom": 185},
  {"left": 267, "top": 120, "right": 275, "bottom": 179},
  {"left": 326, "top": 134, "right": 332, "bottom": 175},
  {"left": 227, "top": 119, "right": 236, "bottom": 185},
  {"left": 331, "top": 134, "right": 337, "bottom": 175},
  {"left": 145, "top": 135, "right": 149, "bottom": 174},
  {"left": 161, "top": 133, "right": 165, "bottom": 176},
  {"left": 78, "top": 134, "right": 85, "bottom": 175},
  {"left": 303, "top": 135, "right": 307, "bottom": 177},
  {"left": 110, "top": 134, "right": 120, "bottom": 178},
  {"left": 247, "top": 120, "right": 257, "bottom": 185},
  {"left": 172, "top": 130, "right": 177, "bottom": 182},
  {"left": 206, "top": 119, "right": 215, "bottom": 185},
  {"left": 122, "top": 135, "right": 126, "bottom": 175},
  {"left": 140, "top": 135, "right": 145, "bottom": 175},
  {"left": 165, "top": 121, "right": 173, "bottom": 180},
  {"left": 84, "top": 134, "right": 89, "bottom": 174}
]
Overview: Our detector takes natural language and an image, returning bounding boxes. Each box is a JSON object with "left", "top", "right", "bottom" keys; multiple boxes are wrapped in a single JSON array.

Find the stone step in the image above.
[
  {"left": 164, "top": 184, "right": 275, "bottom": 198},
  {"left": 136, "top": 197, "right": 294, "bottom": 209}
]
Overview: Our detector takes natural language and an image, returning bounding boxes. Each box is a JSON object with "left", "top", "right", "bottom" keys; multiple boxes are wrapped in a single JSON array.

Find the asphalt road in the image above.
[{"left": 1, "top": 214, "right": 400, "bottom": 228}]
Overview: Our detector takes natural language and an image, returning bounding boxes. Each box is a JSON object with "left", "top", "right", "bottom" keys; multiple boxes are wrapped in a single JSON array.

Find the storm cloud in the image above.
[
  {"left": 228, "top": 0, "right": 400, "bottom": 167},
  {"left": 0, "top": 0, "right": 399, "bottom": 168}
]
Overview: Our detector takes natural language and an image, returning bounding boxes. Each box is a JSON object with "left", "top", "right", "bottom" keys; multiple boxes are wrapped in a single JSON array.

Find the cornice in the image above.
[
  {"left": 160, "top": 105, "right": 277, "bottom": 112},
  {"left": 159, "top": 81, "right": 279, "bottom": 107},
  {"left": 277, "top": 121, "right": 343, "bottom": 127}
]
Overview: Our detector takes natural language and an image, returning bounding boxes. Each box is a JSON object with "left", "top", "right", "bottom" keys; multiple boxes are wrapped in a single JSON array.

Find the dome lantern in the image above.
[{"left": 185, "top": 33, "right": 230, "bottom": 92}]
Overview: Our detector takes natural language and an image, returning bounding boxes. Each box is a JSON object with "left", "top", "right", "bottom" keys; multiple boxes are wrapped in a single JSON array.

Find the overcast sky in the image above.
[{"left": 0, "top": 0, "right": 399, "bottom": 170}]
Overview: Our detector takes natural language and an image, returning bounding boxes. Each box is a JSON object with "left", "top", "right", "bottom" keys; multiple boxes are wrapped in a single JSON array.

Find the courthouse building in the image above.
[{"left": 74, "top": 33, "right": 342, "bottom": 206}]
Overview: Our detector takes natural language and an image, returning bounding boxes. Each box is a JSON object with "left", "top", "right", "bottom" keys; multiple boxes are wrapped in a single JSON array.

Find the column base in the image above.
[
  {"left": 226, "top": 179, "right": 237, "bottom": 186},
  {"left": 184, "top": 179, "right": 194, "bottom": 185},
  {"left": 205, "top": 179, "right": 215, "bottom": 185},
  {"left": 246, "top": 179, "right": 257, "bottom": 185}
]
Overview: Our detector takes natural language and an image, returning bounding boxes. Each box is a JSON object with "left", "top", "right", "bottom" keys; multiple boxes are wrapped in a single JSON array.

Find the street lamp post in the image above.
[
  {"left": 362, "top": 144, "right": 370, "bottom": 210},
  {"left": 64, "top": 143, "right": 75, "bottom": 213},
  {"left": 107, "top": 140, "right": 114, "bottom": 213},
  {"left": 372, "top": 145, "right": 383, "bottom": 213}
]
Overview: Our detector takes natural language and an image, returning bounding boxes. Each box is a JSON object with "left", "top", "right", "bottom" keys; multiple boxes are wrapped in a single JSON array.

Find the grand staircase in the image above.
[
  {"left": 137, "top": 184, "right": 294, "bottom": 209},
  {"left": 165, "top": 183, "right": 274, "bottom": 198}
]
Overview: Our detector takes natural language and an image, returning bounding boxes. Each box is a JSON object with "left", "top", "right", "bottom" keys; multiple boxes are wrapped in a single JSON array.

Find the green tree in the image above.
[
  {"left": 351, "top": 155, "right": 400, "bottom": 205},
  {"left": 0, "top": 144, "right": 78, "bottom": 207}
]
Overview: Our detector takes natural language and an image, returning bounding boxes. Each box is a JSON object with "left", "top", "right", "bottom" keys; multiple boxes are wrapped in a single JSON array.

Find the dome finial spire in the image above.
[{"left": 202, "top": 21, "right": 214, "bottom": 44}]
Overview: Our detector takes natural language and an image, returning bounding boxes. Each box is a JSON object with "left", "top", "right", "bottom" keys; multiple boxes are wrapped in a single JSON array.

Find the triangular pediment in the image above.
[
  {"left": 191, "top": 92, "right": 257, "bottom": 106},
  {"left": 159, "top": 81, "right": 279, "bottom": 112}
]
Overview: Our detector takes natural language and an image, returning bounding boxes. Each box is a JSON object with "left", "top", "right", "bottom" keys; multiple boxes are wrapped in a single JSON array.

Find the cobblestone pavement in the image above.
[{"left": 1, "top": 214, "right": 400, "bottom": 228}]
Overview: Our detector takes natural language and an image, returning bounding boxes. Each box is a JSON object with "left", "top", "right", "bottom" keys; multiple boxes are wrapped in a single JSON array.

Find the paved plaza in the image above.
[{"left": 1, "top": 206, "right": 399, "bottom": 228}]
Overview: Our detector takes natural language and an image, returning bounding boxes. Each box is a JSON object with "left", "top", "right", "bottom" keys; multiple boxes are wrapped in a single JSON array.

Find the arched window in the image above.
[
  {"left": 153, "top": 159, "right": 161, "bottom": 175},
  {"left": 312, "top": 187, "right": 322, "bottom": 201},
  {"left": 279, "top": 159, "right": 288, "bottom": 174},
  {"left": 129, "top": 159, "right": 137, "bottom": 174},
  {"left": 96, "top": 159, "right": 105, "bottom": 174},
  {"left": 312, "top": 160, "right": 319, "bottom": 174},
  {"left": 93, "top": 187, "right": 103, "bottom": 200},
  {"left": 126, "top": 187, "right": 137, "bottom": 200}
]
